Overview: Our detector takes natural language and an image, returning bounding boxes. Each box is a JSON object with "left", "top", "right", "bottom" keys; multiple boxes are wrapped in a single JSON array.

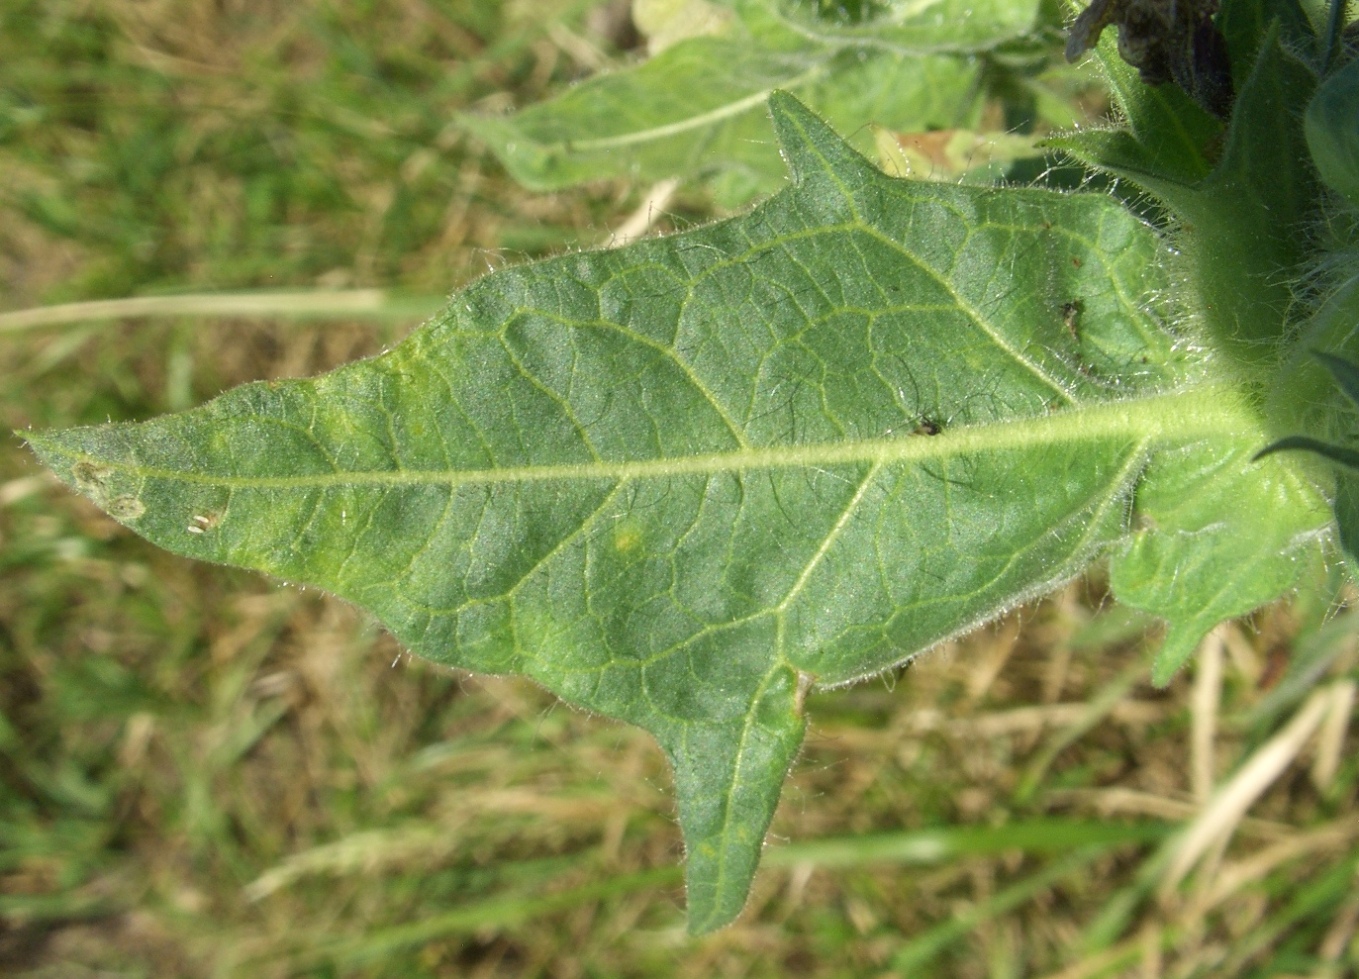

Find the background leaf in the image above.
[
  {"left": 459, "top": 0, "right": 1040, "bottom": 202},
  {"left": 24, "top": 93, "right": 1330, "bottom": 930}
]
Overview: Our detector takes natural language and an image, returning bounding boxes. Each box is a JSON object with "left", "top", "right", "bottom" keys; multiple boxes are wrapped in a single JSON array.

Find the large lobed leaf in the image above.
[{"left": 26, "top": 93, "right": 1330, "bottom": 931}]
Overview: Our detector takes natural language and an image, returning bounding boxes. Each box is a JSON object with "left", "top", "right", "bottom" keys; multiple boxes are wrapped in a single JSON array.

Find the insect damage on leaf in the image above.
[
  {"left": 1062, "top": 300, "right": 1084, "bottom": 340},
  {"left": 106, "top": 496, "right": 147, "bottom": 521},
  {"left": 72, "top": 460, "right": 146, "bottom": 522}
]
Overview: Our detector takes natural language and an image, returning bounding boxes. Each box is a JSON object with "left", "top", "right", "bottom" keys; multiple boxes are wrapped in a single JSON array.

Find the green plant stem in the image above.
[{"left": 0, "top": 291, "right": 445, "bottom": 334}]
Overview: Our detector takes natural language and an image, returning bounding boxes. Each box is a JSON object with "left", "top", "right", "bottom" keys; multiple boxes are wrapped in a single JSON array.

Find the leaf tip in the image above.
[
  {"left": 765, "top": 90, "right": 873, "bottom": 190},
  {"left": 1310, "top": 348, "right": 1359, "bottom": 410},
  {"left": 668, "top": 689, "right": 806, "bottom": 935},
  {"left": 1150, "top": 621, "right": 1209, "bottom": 687}
]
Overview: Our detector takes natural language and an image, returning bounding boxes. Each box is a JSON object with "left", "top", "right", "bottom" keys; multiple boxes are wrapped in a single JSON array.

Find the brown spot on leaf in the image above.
[
  {"left": 107, "top": 496, "right": 146, "bottom": 521},
  {"left": 1062, "top": 300, "right": 1084, "bottom": 340},
  {"left": 72, "top": 461, "right": 112, "bottom": 493}
]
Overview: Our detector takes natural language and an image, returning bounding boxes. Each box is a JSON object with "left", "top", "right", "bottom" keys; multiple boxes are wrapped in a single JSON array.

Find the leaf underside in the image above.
[{"left": 26, "top": 93, "right": 1330, "bottom": 931}]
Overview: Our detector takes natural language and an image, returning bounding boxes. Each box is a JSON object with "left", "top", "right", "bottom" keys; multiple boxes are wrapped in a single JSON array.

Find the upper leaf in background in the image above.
[
  {"left": 459, "top": 0, "right": 1039, "bottom": 203},
  {"left": 768, "top": 0, "right": 1040, "bottom": 50}
]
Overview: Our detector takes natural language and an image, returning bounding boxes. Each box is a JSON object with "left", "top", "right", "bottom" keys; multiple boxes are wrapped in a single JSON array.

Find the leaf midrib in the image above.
[
  {"left": 554, "top": 63, "right": 831, "bottom": 153},
  {"left": 42, "top": 383, "right": 1259, "bottom": 491}
]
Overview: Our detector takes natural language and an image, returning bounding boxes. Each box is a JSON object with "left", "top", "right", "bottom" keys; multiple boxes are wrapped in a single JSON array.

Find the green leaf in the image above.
[
  {"left": 1306, "top": 54, "right": 1359, "bottom": 207},
  {"left": 1189, "top": 25, "right": 1320, "bottom": 321},
  {"left": 1268, "top": 271, "right": 1359, "bottom": 443},
  {"left": 24, "top": 93, "right": 1330, "bottom": 930},
  {"left": 1334, "top": 472, "right": 1359, "bottom": 566},
  {"left": 1266, "top": 269, "right": 1359, "bottom": 577},
  {"left": 1108, "top": 447, "right": 1328, "bottom": 684},
  {"left": 1312, "top": 349, "right": 1359, "bottom": 409},
  {"left": 460, "top": 0, "right": 1026, "bottom": 200},
  {"left": 1048, "top": 31, "right": 1223, "bottom": 189},
  {"left": 1217, "top": 0, "right": 1316, "bottom": 74},
  {"left": 773, "top": 0, "right": 1041, "bottom": 49},
  {"left": 1257, "top": 348, "right": 1359, "bottom": 469}
]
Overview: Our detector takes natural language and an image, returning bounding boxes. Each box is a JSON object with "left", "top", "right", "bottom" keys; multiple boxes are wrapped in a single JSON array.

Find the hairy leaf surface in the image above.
[
  {"left": 1054, "top": 0, "right": 1334, "bottom": 679},
  {"left": 26, "top": 93, "right": 1328, "bottom": 931},
  {"left": 1057, "top": 3, "right": 1319, "bottom": 362}
]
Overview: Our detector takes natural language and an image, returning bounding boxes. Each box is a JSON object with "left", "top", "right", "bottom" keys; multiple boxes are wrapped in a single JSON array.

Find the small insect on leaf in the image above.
[{"left": 187, "top": 512, "right": 221, "bottom": 534}]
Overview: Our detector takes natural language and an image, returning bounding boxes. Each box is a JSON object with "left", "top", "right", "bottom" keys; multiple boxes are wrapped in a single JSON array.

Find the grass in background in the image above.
[{"left": 2, "top": 1, "right": 1357, "bottom": 976}]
